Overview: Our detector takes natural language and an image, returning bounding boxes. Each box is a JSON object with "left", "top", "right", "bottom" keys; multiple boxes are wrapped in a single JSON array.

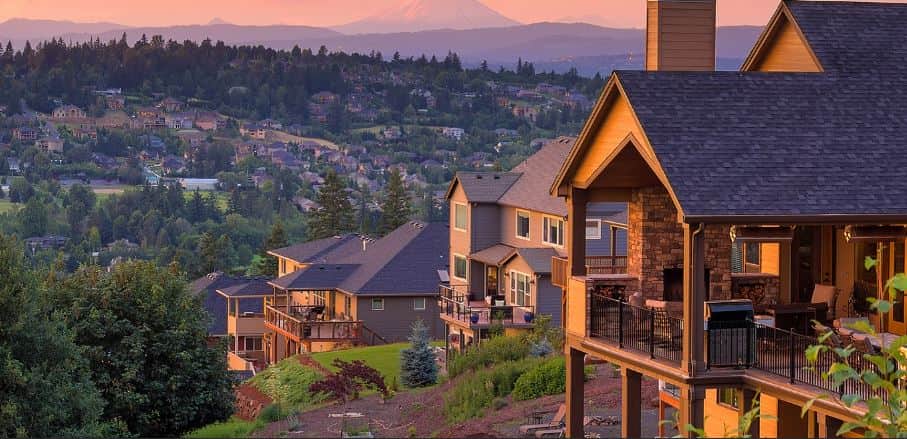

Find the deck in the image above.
[
  {"left": 264, "top": 305, "right": 364, "bottom": 343},
  {"left": 438, "top": 285, "right": 535, "bottom": 328}
]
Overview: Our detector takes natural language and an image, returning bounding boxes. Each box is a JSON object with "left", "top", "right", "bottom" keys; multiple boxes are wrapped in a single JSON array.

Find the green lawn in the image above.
[
  {"left": 184, "top": 417, "right": 264, "bottom": 439},
  {"left": 0, "top": 199, "right": 19, "bottom": 214},
  {"left": 183, "top": 190, "right": 229, "bottom": 211},
  {"left": 311, "top": 342, "right": 409, "bottom": 386}
]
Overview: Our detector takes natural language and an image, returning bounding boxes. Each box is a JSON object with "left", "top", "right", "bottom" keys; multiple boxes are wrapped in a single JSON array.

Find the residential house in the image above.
[
  {"left": 158, "top": 97, "right": 185, "bottom": 113},
  {"left": 161, "top": 155, "right": 186, "bottom": 175},
  {"left": 24, "top": 235, "right": 68, "bottom": 253},
  {"left": 12, "top": 127, "right": 38, "bottom": 142},
  {"left": 311, "top": 91, "right": 340, "bottom": 105},
  {"left": 442, "top": 137, "right": 627, "bottom": 352},
  {"left": 6, "top": 157, "right": 20, "bottom": 174},
  {"left": 166, "top": 112, "right": 194, "bottom": 130},
  {"left": 263, "top": 222, "right": 448, "bottom": 361},
  {"left": 441, "top": 127, "right": 466, "bottom": 140},
  {"left": 240, "top": 122, "right": 267, "bottom": 140},
  {"left": 105, "top": 95, "right": 126, "bottom": 111},
  {"left": 35, "top": 137, "right": 64, "bottom": 154},
  {"left": 176, "top": 129, "right": 206, "bottom": 147},
  {"left": 552, "top": 1, "right": 907, "bottom": 437},
  {"left": 52, "top": 105, "right": 87, "bottom": 120}
]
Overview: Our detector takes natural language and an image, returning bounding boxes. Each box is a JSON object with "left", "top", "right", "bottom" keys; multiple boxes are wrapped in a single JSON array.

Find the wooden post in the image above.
[
  {"left": 682, "top": 223, "right": 707, "bottom": 376},
  {"left": 817, "top": 413, "right": 842, "bottom": 439},
  {"left": 568, "top": 187, "right": 588, "bottom": 277},
  {"left": 780, "top": 240, "right": 792, "bottom": 304},
  {"left": 621, "top": 368, "right": 642, "bottom": 438},
  {"left": 740, "top": 388, "right": 760, "bottom": 439},
  {"left": 565, "top": 347, "right": 585, "bottom": 438},
  {"left": 678, "top": 385, "right": 705, "bottom": 438}
]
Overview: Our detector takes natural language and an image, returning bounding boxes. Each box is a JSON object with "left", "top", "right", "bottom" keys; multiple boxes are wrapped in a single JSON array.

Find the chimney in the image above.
[{"left": 646, "top": 0, "right": 716, "bottom": 71}]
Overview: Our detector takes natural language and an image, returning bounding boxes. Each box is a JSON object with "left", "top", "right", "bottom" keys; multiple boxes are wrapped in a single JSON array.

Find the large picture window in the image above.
[
  {"left": 453, "top": 255, "right": 468, "bottom": 280},
  {"left": 543, "top": 216, "right": 565, "bottom": 247},
  {"left": 454, "top": 203, "right": 468, "bottom": 231},
  {"left": 516, "top": 211, "right": 530, "bottom": 239},
  {"left": 510, "top": 271, "right": 531, "bottom": 307}
]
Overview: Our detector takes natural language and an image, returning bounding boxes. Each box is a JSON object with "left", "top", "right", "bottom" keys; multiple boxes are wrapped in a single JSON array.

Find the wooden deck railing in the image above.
[
  {"left": 264, "top": 305, "right": 362, "bottom": 341},
  {"left": 551, "top": 255, "right": 629, "bottom": 288},
  {"left": 438, "top": 285, "right": 535, "bottom": 326}
]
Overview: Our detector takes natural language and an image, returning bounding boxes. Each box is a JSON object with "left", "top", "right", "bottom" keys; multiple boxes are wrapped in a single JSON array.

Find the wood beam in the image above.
[
  {"left": 621, "top": 368, "right": 643, "bottom": 438},
  {"left": 568, "top": 187, "right": 588, "bottom": 277},
  {"left": 565, "top": 347, "right": 585, "bottom": 438},
  {"left": 678, "top": 385, "right": 705, "bottom": 438},
  {"left": 741, "top": 388, "right": 760, "bottom": 439},
  {"left": 682, "top": 223, "right": 706, "bottom": 376}
]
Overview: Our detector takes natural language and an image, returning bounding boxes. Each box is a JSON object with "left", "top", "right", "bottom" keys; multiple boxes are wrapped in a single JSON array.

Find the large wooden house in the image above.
[{"left": 554, "top": 0, "right": 907, "bottom": 437}]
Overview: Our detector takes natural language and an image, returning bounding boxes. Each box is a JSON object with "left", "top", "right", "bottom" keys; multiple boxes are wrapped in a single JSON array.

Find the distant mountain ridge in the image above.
[
  {"left": 333, "top": 0, "right": 521, "bottom": 34},
  {"left": 0, "top": 18, "right": 763, "bottom": 75}
]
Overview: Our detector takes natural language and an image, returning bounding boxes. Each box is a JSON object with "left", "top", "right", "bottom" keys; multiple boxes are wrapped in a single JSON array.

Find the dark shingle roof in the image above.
[
  {"left": 268, "top": 234, "right": 363, "bottom": 264},
  {"left": 615, "top": 69, "right": 907, "bottom": 217},
  {"left": 471, "top": 244, "right": 515, "bottom": 266},
  {"left": 269, "top": 222, "right": 449, "bottom": 296},
  {"left": 191, "top": 274, "right": 267, "bottom": 336},
  {"left": 452, "top": 172, "right": 521, "bottom": 203},
  {"left": 785, "top": 1, "right": 907, "bottom": 75},
  {"left": 217, "top": 278, "right": 273, "bottom": 297},
  {"left": 270, "top": 264, "right": 360, "bottom": 290},
  {"left": 498, "top": 137, "right": 574, "bottom": 216}
]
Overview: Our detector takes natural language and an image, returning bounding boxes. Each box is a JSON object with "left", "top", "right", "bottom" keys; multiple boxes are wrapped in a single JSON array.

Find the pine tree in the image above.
[
  {"left": 309, "top": 170, "right": 353, "bottom": 239},
  {"left": 357, "top": 184, "right": 374, "bottom": 235},
  {"left": 254, "top": 221, "right": 287, "bottom": 276},
  {"left": 399, "top": 319, "right": 438, "bottom": 387},
  {"left": 378, "top": 169, "right": 412, "bottom": 234},
  {"left": 198, "top": 232, "right": 222, "bottom": 274}
]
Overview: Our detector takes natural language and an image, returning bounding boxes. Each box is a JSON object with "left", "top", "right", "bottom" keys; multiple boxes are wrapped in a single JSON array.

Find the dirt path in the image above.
[{"left": 254, "top": 365, "right": 661, "bottom": 438}]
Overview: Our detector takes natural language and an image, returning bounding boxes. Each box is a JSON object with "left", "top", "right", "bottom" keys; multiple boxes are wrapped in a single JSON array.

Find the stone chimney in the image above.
[{"left": 645, "top": 0, "right": 716, "bottom": 71}]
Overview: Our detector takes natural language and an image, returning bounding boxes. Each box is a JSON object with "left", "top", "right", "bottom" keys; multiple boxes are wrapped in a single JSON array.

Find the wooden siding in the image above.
[
  {"left": 703, "top": 389, "right": 740, "bottom": 437},
  {"left": 572, "top": 92, "right": 650, "bottom": 186},
  {"left": 356, "top": 296, "right": 443, "bottom": 342},
  {"left": 565, "top": 277, "right": 587, "bottom": 337},
  {"left": 449, "top": 185, "right": 471, "bottom": 282},
  {"left": 748, "top": 15, "right": 820, "bottom": 72},
  {"left": 648, "top": 0, "right": 716, "bottom": 71},
  {"left": 470, "top": 204, "right": 502, "bottom": 254}
]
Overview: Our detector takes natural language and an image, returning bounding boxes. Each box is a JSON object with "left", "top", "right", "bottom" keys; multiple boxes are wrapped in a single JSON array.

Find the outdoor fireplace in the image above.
[{"left": 663, "top": 267, "right": 710, "bottom": 302}]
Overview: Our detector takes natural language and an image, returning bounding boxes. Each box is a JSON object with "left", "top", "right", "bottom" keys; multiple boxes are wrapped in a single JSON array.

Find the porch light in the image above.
[
  {"left": 844, "top": 225, "right": 907, "bottom": 242},
  {"left": 729, "top": 226, "right": 795, "bottom": 243}
]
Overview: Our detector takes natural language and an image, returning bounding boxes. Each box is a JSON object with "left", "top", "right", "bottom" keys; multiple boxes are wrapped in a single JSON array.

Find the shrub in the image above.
[
  {"left": 448, "top": 335, "right": 530, "bottom": 377},
  {"left": 512, "top": 357, "right": 567, "bottom": 400},
  {"left": 444, "top": 358, "right": 539, "bottom": 423},
  {"left": 185, "top": 417, "right": 264, "bottom": 438},
  {"left": 248, "top": 356, "right": 326, "bottom": 408},
  {"left": 529, "top": 336, "right": 554, "bottom": 357},
  {"left": 309, "top": 359, "right": 389, "bottom": 403},
  {"left": 492, "top": 397, "right": 508, "bottom": 410},
  {"left": 400, "top": 319, "right": 438, "bottom": 387},
  {"left": 258, "top": 404, "right": 281, "bottom": 423}
]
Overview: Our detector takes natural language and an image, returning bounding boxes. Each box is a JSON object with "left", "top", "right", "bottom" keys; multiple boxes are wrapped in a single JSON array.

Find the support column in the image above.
[
  {"left": 807, "top": 410, "right": 818, "bottom": 438},
  {"left": 621, "top": 368, "right": 642, "bottom": 438},
  {"left": 780, "top": 240, "right": 792, "bottom": 304},
  {"left": 682, "top": 223, "right": 707, "bottom": 376},
  {"left": 567, "top": 187, "right": 588, "bottom": 277},
  {"left": 740, "top": 388, "right": 760, "bottom": 439},
  {"left": 678, "top": 385, "right": 705, "bottom": 438},
  {"left": 565, "top": 347, "right": 585, "bottom": 439},
  {"left": 817, "top": 413, "right": 842, "bottom": 439}
]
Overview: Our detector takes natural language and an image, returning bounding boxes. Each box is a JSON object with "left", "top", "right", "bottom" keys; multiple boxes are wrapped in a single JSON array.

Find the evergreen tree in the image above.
[
  {"left": 357, "top": 184, "right": 374, "bottom": 234},
  {"left": 198, "top": 232, "right": 223, "bottom": 274},
  {"left": 254, "top": 221, "right": 287, "bottom": 276},
  {"left": 309, "top": 171, "right": 353, "bottom": 239},
  {"left": 399, "top": 319, "right": 438, "bottom": 387},
  {"left": 188, "top": 188, "right": 204, "bottom": 222},
  {"left": 378, "top": 169, "right": 412, "bottom": 234}
]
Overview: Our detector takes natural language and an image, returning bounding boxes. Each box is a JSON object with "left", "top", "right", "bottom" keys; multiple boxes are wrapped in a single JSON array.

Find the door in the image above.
[
  {"left": 486, "top": 266, "right": 499, "bottom": 299},
  {"left": 792, "top": 227, "right": 823, "bottom": 303},
  {"left": 885, "top": 241, "right": 907, "bottom": 335}
]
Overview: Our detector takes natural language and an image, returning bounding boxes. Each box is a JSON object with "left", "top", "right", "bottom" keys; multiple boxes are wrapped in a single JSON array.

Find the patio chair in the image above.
[
  {"left": 854, "top": 336, "right": 878, "bottom": 354},
  {"left": 519, "top": 404, "right": 565, "bottom": 435},
  {"left": 809, "top": 284, "right": 838, "bottom": 324}
]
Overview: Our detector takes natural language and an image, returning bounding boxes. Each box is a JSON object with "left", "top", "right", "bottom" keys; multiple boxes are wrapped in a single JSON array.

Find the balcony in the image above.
[
  {"left": 589, "top": 294, "right": 683, "bottom": 365},
  {"left": 438, "top": 285, "right": 536, "bottom": 328},
  {"left": 551, "top": 255, "right": 628, "bottom": 288},
  {"left": 264, "top": 305, "right": 363, "bottom": 342}
]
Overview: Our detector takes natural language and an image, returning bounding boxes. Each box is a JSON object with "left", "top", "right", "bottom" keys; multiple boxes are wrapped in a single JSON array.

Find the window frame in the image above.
[
  {"left": 510, "top": 270, "right": 532, "bottom": 307},
  {"left": 243, "top": 336, "right": 263, "bottom": 351},
  {"left": 371, "top": 298, "right": 385, "bottom": 311},
  {"left": 413, "top": 297, "right": 427, "bottom": 311},
  {"left": 453, "top": 254, "right": 468, "bottom": 281},
  {"left": 453, "top": 202, "right": 468, "bottom": 231},
  {"left": 717, "top": 388, "right": 739, "bottom": 409},
  {"left": 515, "top": 210, "right": 531, "bottom": 240},
  {"left": 542, "top": 215, "right": 565, "bottom": 248},
  {"left": 585, "top": 219, "right": 602, "bottom": 240}
]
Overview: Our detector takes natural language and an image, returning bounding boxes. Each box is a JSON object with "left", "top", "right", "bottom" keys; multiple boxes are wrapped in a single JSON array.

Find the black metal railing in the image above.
[
  {"left": 438, "top": 285, "right": 535, "bottom": 326},
  {"left": 590, "top": 294, "right": 682, "bottom": 365},
  {"left": 706, "top": 319, "right": 756, "bottom": 368}
]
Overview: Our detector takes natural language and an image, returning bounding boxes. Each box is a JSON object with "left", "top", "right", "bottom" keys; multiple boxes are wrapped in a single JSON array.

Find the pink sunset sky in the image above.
[{"left": 0, "top": 0, "right": 900, "bottom": 27}]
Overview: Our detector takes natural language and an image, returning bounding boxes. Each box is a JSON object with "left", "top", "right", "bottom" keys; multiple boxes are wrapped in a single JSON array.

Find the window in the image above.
[
  {"left": 371, "top": 298, "right": 385, "bottom": 311},
  {"left": 717, "top": 388, "right": 739, "bottom": 409},
  {"left": 453, "top": 255, "right": 468, "bottom": 280},
  {"left": 243, "top": 336, "right": 263, "bottom": 351},
  {"left": 585, "top": 219, "right": 602, "bottom": 240},
  {"left": 744, "top": 242, "right": 761, "bottom": 265},
  {"left": 510, "top": 271, "right": 531, "bottom": 307},
  {"left": 413, "top": 297, "right": 426, "bottom": 311},
  {"left": 345, "top": 296, "right": 352, "bottom": 316},
  {"left": 543, "top": 216, "right": 565, "bottom": 247},
  {"left": 516, "top": 211, "right": 531, "bottom": 239},
  {"left": 454, "top": 203, "right": 468, "bottom": 231}
]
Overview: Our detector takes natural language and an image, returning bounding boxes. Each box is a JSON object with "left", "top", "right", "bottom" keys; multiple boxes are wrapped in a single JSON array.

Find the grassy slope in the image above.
[
  {"left": 0, "top": 199, "right": 18, "bottom": 213},
  {"left": 184, "top": 417, "right": 263, "bottom": 439},
  {"left": 311, "top": 342, "right": 409, "bottom": 386}
]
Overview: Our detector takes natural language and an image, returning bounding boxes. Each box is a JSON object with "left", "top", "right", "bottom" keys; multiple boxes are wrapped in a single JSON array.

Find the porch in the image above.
[{"left": 438, "top": 284, "right": 536, "bottom": 328}]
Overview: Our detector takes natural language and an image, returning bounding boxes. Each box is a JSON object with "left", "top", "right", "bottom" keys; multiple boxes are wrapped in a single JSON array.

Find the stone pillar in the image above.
[
  {"left": 621, "top": 368, "right": 643, "bottom": 438},
  {"left": 565, "top": 347, "right": 585, "bottom": 438},
  {"left": 679, "top": 385, "right": 705, "bottom": 438},
  {"left": 740, "top": 388, "right": 760, "bottom": 439}
]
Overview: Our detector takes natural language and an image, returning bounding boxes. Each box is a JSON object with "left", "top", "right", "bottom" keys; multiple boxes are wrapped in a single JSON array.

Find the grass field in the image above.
[
  {"left": 311, "top": 342, "right": 409, "bottom": 386},
  {"left": 184, "top": 417, "right": 264, "bottom": 439},
  {"left": 0, "top": 199, "right": 19, "bottom": 214},
  {"left": 182, "top": 190, "right": 229, "bottom": 210}
]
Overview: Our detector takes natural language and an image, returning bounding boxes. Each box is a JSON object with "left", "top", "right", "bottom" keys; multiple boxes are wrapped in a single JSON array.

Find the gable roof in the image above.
[
  {"left": 190, "top": 273, "right": 268, "bottom": 336},
  {"left": 784, "top": 1, "right": 907, "bottom": 75},
  {"left": 446, "top": 137, "right": 575, "bottom": 216},
  {"left": 471, "top": 244, "right": 515, "bottom": 266},
  {"left": 268, "top": 234, "right": 363, "bottom": 264},
  {"left": 610, "top": 69, "right": 907, "bottom": 219},
  {"left": 510, "top": 247, "right": 561, "bottom": 274},
  {"left": 269, "top": 222, "right": 449, "bottom": 296},
  {"left": 217, "top": 278, "right": 273, "bottom": 297}
]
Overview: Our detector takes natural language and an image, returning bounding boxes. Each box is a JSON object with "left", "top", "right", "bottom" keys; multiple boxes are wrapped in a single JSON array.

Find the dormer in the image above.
[{"left": 741, "top": 1, "right": 822, "bottom": 72}]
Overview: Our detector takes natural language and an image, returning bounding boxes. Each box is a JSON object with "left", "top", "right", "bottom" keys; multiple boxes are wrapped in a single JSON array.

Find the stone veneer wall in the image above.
[{"left": 626, "top": 186, "right": 733, "bottom": 300}]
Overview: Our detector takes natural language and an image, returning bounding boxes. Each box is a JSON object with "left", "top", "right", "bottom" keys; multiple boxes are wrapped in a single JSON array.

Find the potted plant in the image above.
[
  {"left": 470, "top": 312, "right": 480, "bottom": 324},
  {"left": 523, "top": 311, "right": 535, "bottom": 323}
]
